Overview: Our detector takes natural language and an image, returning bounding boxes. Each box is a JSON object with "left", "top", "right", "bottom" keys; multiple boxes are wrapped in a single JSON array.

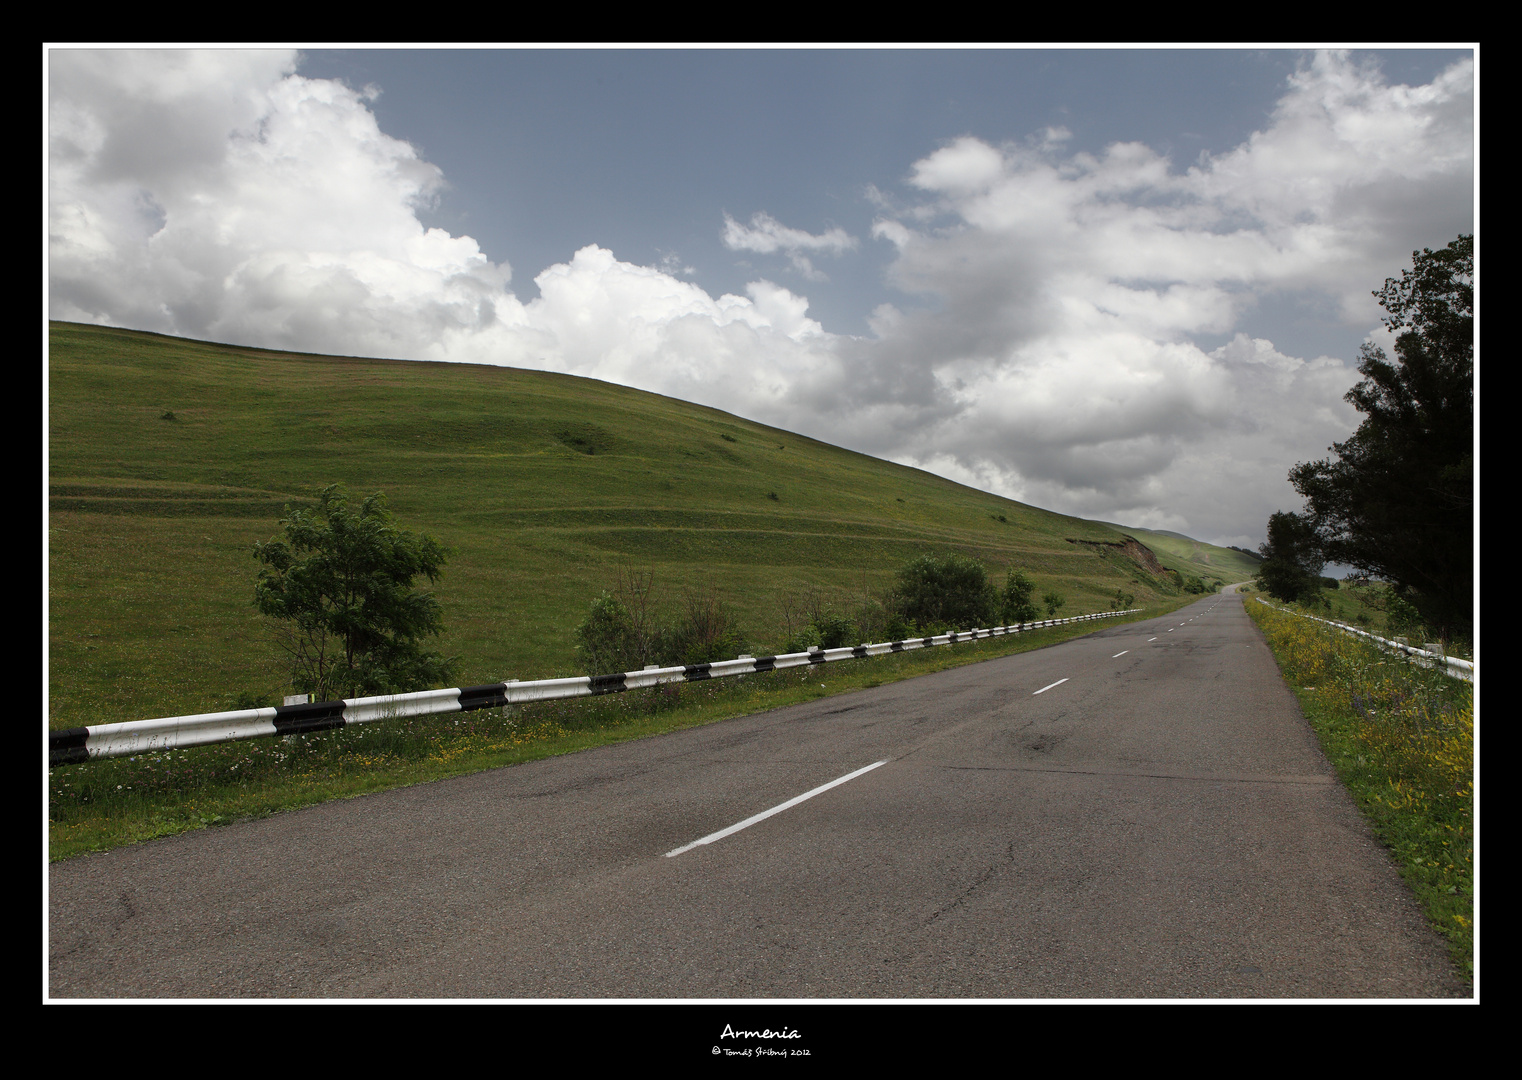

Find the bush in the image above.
[
  {"left": 775, "top": 580, "right": 910, "bottom": 652},
  {"left": 573, "top": 591, "right": 643, "bottom": 676},
  {"left": 572, "top": 567, "right": 670, "bottom": 674},
  {"left": 1042, "top": 591, "right": 1066, "bottom": 618},
  {"left": 893, "top": 553, "right": 997, "bottom": 631},
  {"left": 1386, "top": 592, "right": 1425, "bottom": 639},
  {"left": 1180, "top": 574, "right": 1208, "bottom": 594},
  {"left": 1001, "top": 569, "right": 1040, "bottom": 624},
  {"left": 575, "top": 575, "right": 750, "bottom": 673},
  {"left": 783, "top": 611, "right": 860, "bottom": 653},
  {"left": 663, "top": 586, "right": 748, "bottom": 666}
]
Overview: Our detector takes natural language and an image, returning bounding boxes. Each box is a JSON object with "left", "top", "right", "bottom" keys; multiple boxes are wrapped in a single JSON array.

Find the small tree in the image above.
[
  {"left": 1255, "top": 510, "right": 1324, "bottom": 604},
  {"left": 893, "top": 553, "right": 997, "bottom": 631},
  {"left": 1042, "top": 591, "right": 1066, "bottom": 618},
  {"left": 253, "top": 485, "right": 454, "bottom": 701},
  {"left": 1001, "top": 569, "right": 1039, "bottom": 624}
]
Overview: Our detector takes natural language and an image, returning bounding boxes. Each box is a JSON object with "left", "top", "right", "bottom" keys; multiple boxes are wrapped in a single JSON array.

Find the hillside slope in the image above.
[
  {"left": 1099, "top": 523, "right": 1263, "bottom": 583},
  {"left": 49, "top": 322, "right": 1192, "bottom": 727}
]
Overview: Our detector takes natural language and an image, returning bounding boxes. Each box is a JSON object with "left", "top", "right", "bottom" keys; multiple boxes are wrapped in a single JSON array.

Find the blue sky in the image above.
[{"left": 48, "top": 47, "right": 1476, "bottom": 549}]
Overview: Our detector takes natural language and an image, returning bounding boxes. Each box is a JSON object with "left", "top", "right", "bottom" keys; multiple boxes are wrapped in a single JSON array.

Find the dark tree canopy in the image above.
[
  {"left": 1256, "top": 510, "right": 1325, "bottom": 604},
  {"left": 893, "top": 553, "right": 997, "bottom": 631},
  {"left": 253, "top": 485, "right": 454, "bottom": 701},
  {"left": 1288, "top": 235, "right": 1473, "bottom": 636}
]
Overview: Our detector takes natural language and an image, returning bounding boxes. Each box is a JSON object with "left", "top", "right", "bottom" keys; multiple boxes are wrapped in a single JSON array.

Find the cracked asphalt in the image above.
[{"left": 48, "top": 590, "right": 1466, "bottom": 998}]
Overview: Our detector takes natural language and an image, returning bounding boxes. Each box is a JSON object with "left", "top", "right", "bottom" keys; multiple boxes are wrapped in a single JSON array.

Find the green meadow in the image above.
[
  {"left": 47, "top": 320, "right": 1251, "bottom": 732},
  {"left": 1102, "top": 523, "right": 1262, "bottom": 582}
]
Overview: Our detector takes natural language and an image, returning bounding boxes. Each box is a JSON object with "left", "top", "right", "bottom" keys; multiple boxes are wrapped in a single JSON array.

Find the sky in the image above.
[{"left": 46, "top": 46, "right": 1476, "bottom": 550}]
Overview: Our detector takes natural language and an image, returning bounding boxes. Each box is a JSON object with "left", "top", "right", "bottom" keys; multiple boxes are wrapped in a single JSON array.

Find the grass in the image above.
[
  {"left": 48, "top": 320, "right": 1224, "bottom": 730},
  {"left": 1101, "top": 522, "right": 1262, "bottom": 582},
  {"left": 1243, "top": 594, "right": 1474, "bottom": 981},
  {"left": 1253, "top": 581, "right": 1474, "bottom": 662},
  {"left": 48, "top": 607, "right": 1182, "bottom": 861}
]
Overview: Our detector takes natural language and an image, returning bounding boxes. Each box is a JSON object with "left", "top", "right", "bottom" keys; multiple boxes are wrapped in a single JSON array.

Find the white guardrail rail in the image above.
[
  {"left": 1253, "top": 597, "right": 1474, "bottom": 684},
  {"left": 50, "top": 611, "right": 1141, "bottom": 766}
]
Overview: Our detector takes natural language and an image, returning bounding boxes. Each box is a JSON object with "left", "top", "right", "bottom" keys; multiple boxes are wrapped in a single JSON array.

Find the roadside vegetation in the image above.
[
  {"left": 48, "top": 603, "right": 1182, "bottom": 861},
  {"left": 1243, "top": 592, "right": 1474, "bottom": 979},
  {"left": 1248, "top": 578, "right": 1472, "bottom": 663},
  {"left": 48, "top": 320, "right": 1232, "bottom": 860}
]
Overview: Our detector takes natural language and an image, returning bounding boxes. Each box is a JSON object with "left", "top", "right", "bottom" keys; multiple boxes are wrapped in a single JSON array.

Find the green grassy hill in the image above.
[
  {"left": 49, "top": 321, "right": 1199, "bottom": 729},
  {"left": 1100, "top": 522, "right": 1263, "bottom": 583}
]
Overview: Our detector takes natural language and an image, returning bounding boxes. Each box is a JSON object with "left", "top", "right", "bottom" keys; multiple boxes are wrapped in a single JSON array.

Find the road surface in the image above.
[{"left": 48, "top": 591, "right": 1465, "bottom": 998}]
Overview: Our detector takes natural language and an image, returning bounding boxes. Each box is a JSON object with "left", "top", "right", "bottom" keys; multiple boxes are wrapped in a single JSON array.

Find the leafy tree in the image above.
[
  {"left": 1042, "top": 591, "right": 1066, "bottom": 618},
  {"left": 1001, "top": 568, "right": 1040, "bottom": 624},
  {"left": 893, "top": 553, "right": 997, "bottom": 631},
  {"left": 1288, "top": 235, "right": 1473, "bottom": 637},
  {"left": 253, "top": 485, "right": 454, "bottom": 701},
  {"left": 1255, "top": 510, "right": 1325, "bottom": 603}
]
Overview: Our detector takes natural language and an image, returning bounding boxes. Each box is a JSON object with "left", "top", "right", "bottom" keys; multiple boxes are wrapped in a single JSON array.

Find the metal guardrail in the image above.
[
  {"left": 1252, "top": 597, "right": 1474, "bottom": 683},
  {"left": 50, "top": 610, "right": 1142, "bottom": 766}
]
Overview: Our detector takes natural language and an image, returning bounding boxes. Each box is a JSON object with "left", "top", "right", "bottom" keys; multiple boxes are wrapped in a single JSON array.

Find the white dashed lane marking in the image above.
[{"left": 665, "top": 760, "right": 889, "bottom": 858}]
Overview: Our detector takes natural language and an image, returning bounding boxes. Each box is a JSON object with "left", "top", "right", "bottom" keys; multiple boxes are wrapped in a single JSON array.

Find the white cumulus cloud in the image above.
[
  {"left": 721, "top": 211, "right": 857, "bottom": 280},
  {"left": 48, "top": 49, "right": 1473, "bottom": 547}
]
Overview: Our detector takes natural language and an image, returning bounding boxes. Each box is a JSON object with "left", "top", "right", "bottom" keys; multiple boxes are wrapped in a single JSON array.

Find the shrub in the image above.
[
  {"left": 776, "top": 580, "right": 909, "bottom": 652},
  {"left": 1001, "top": 569, "right": 1040, "bottom": 624},
  {"left": 572, "top": 567, "right": 679, "bottom": 674},
  {"left": 1386, "top": 592, "right": 1425, "bottom": 639},
  {"left": 893, "top": 553, "right": 997, "bottom": 631},
  {"left": 573, "top": 591, "right": 642, "bottom": 676},
  {"left": 783, "top": 611, "right": 859, "bottom": 653},
  {"left": 663, "top": 586, "right": 747, "bottom": 666}
]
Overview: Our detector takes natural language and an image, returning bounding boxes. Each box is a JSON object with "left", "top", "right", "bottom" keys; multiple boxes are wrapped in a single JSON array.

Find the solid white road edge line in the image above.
[
  {"left": 1033, "top": 678, "right": 1069, "bottom": 695},
  {"left": 664, "top": 759, "right": 890, "bottom": 857}
]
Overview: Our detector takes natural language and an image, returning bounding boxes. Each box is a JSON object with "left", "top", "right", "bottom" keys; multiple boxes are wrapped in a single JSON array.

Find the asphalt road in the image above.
[{"left": 48, "top": 590, "right": 1466, "bottom": 998}]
